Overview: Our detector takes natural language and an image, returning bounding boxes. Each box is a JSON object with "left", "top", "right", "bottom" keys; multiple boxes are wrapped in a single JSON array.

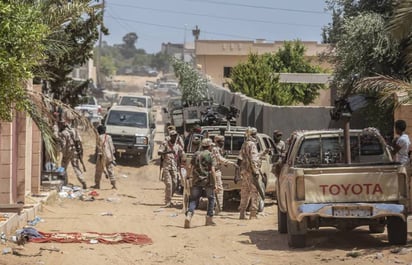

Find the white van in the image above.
[{"left": 104, "top": 105, "right": 156, "bottom": 166}]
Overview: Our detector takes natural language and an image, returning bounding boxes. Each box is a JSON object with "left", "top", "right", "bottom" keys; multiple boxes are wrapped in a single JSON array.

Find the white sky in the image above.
[{"left": 103, "top": 0, "right": 331, "bottom": 53}]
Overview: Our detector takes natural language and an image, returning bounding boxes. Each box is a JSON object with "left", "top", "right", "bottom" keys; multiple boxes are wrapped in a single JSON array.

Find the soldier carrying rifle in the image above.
[
  {"left": 58, "top": 111, "right": 88, "bottom": 189},
  {"left": 158, "top": 130, "right": 186, "bottom": 208}
]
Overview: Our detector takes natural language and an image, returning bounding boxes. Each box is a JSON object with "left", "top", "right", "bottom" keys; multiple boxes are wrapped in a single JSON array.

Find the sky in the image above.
[{"left": 103, "top": 0, "right": 332, "bottom": 54}]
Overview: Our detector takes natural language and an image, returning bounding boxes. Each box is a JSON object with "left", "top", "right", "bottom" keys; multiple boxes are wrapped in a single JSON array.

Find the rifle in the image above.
[
  {"left": 77, "top": 144, "right": 87, "bottom": 172},
  {"left": 159, "top": 155, "right": 164, "bottom": 181}
]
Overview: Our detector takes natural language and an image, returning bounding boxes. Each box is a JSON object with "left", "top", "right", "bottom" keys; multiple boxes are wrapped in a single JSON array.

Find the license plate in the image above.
[
  {"left": 117, "top": 149, "right": 126, "bottom": 153},
  {"left": 332, "top": 206, "right": 373, "bottom": 217}
]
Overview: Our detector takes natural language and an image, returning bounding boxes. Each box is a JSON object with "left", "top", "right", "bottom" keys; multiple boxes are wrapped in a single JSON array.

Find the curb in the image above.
[{"left": 0, "top": 190, "right": 58, "bottom": 237}]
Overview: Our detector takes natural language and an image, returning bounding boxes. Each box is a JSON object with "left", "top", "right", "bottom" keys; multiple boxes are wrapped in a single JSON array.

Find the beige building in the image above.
[{"left": 195, "top": 40, "right": 331, "bottom": 85}]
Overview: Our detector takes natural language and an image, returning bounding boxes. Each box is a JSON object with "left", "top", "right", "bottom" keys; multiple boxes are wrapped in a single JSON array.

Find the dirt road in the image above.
[{"left": 2, "top": 76, "right": 412, "bottom": 265}]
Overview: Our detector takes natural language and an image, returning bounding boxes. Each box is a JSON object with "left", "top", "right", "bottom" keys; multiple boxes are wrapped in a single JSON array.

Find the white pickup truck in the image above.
[
  {"left": 74, "top": 96, "right": 102, "bottom": 127},
  {"left": 277, "top": 128, "right": 410, "bottom": 248}
]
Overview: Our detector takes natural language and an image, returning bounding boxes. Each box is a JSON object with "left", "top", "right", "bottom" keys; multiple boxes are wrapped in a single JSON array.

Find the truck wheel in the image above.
[
  {"left": 369, "top": 224, "right": 385, "bottom": 234},
  {"left": 287, "top": 214, "right": 307, "bottom": 248},
  {"left": 387, "top": 216, "right": 407, "bottom": 245},
  {"left": 139, "top": 150, "right": 151, "bottom": 166},
  {"left": 277, "top": 206, "right": 287, "bottom": 234}
]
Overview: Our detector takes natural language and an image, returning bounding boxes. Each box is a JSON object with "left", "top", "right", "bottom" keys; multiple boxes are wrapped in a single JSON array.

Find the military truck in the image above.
[
  {"left": 185, "top": 125, "right": 278, "bottom": 210},
  {"left": 277, "top": 128, "right": 410, "bottom": 248}
]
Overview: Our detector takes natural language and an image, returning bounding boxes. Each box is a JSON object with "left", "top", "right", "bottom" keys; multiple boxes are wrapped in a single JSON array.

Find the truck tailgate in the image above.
[{"left": 302, "top": 165, "right": 401, "bottom": 203}]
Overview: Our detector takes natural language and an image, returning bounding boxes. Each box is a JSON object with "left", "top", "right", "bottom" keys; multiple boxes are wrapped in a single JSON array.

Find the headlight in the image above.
[{"left": 136, "top": 136, "right": 148, "bottom": 145}]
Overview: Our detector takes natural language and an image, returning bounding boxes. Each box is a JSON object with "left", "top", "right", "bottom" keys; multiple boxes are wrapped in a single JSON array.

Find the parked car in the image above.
[
  {"left": 74, "top": 96, "right": 102, "bottom": 127},
  {"left": 104, "top": 105, "right": 156, "bottom": 166},
  {"left": 277, "top": 128, "right": 410, "bottom": 248}
]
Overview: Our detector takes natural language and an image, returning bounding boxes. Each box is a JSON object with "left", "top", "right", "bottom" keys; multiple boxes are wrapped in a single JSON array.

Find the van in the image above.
[
  {"left": 104, "top": 105, "right": 156, "bottom": 166},
  {"left": 117, "top": 95, "right": 156, "bottom": 122}
]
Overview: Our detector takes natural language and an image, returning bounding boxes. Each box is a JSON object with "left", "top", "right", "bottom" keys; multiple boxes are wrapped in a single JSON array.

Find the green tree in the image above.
[
  {"left": 0, "top": 1, "right": 48, "bottom": 122},
  {"left": 38, "top": 0, "right": 106, "bottom": 105},
  {"left": 172, "top": 57, "right": 209, "bottom": 104},
  {"left": 321, "top": 0, "right": 411, "bottom": 134},
  {"left": 120, "top": 32, "right": 138, "bottom": 59},
  {"left": 229, "top": 41, "right": 324, "bottom": 105}
]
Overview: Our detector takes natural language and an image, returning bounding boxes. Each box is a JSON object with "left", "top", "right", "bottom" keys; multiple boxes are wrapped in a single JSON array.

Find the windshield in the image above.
[
  {"left": 106, "top": 110, "right": 148, "bottom": 128},
  {"left": 119, "top": 97, "right": 146, "bottom": 108},
  {"left": 295, "top": 133, "right": 391, "bottom": 166}
]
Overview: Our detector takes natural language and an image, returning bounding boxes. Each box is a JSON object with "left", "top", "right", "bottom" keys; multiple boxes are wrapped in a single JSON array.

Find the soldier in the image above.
[
  {"left": 158, "top": 130, "right": 185, "bottom": 208},
  {"left": 237, "top": 127, "right": 260, "bottom": 220},
  {"left": 211, "top": 135, "right": 237, "bottom": 212},
  {"left": 59, "top": 112, "right": 88, "bottom": 189},
  {"left": 273, "top": 130, "right": 286, "bottom": 177},
  {"left": 91, "top": 125, "right": 117, "bottom": 189},
  {"left": 184, "top": 138, "right": 217, "bottom": 228},
  {"left": 167, "top": 125, "right": 184, "bottom": 149}
]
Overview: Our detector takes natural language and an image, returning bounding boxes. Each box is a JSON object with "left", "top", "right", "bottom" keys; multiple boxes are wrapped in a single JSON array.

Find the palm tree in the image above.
[{"left": 355, "top": 1, "right": 412, "bottom": 104}]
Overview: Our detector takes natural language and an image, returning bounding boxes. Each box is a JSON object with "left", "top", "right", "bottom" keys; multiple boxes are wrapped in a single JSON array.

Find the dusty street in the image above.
[{"left": 2, "top": 76, "right": 412, "bottom": 265}]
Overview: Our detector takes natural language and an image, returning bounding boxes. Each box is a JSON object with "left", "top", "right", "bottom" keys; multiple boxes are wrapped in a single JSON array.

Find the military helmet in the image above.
[
  {"left": 192, "top": 136, "right": 201, "bottom": 144},
  {"left": 201, "top": 138, "right": 213, "bottom": 147},
  {"left": 168, "top": 125, "right": 176, "bottom": 131},
  {"left": 214, "top": 135, "right": 224, "bottom": 143},
  {"left": 246, "top": 127, "right": 257, "bottom": 136}
]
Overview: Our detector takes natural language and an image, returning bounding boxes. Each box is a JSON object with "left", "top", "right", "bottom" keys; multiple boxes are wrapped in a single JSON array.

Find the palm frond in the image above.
[
  {"left": 355, "top": 75, "right": 412, "bottom": 107},
  {"left": 387, "top": 0, "right": 412, "bottom": 40},
  {"left": 26, "top": 89, "right": 98, "bottom": 164}
]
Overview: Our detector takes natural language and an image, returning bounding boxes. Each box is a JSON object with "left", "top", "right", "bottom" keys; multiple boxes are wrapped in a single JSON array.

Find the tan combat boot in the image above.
[
  {"left": 184, "top": 212, "right": 193, "bottom": 229},
  {"left": 249, "top": 211, "right": 258, "bottom": 220},
  {"left": 205, "top": 216, "right": 216, "bottom": 226},
  {"left": 110, "top": 180, "right": 117, "bottom": 190},
  {"left": 239, "top": 210, "right": 246, "bottom": 220}
]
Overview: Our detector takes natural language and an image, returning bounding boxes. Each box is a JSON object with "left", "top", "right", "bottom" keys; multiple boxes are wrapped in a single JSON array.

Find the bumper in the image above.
[
  {"left": 114, "top": 143, "right": 149, "bottom": 157},
  {"left": 297, "top": 203, "right": 406, "bottom": 222}
]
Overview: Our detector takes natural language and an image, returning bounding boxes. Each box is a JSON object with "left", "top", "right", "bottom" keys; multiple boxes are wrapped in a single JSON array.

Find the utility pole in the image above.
[{"left": 96, "top": 0, "right": 105, "bottom": 89}]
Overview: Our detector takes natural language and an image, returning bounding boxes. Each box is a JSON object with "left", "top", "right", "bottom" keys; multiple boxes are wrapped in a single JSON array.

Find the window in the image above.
[
  {"left": 107, "top": 110, "right": 148, "bottom": 128},
  {"left": 223, "top": 67, "right": 232, "bottom": 78}
]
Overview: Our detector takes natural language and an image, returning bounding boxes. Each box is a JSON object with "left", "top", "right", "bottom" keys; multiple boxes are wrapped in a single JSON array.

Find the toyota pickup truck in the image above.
[
  {"left": 277, "top": 128, "right": 410, "bottom": 248},
  {"left": 74, "top": 96, "right": 102, "bottom": 127}
]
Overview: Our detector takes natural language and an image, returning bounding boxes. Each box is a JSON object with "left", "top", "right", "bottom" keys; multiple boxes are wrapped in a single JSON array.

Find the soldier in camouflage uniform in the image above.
[
  {"left": 184, "top": 138, "right": 217, "bottom": 228},
  {"left": 158, "top": 130, "right": 185, "bottom": 208},
  {"left": 237, "top": 127, "right": 260, "bottom": 219},
  {"left": 91, "top": 125, "right": 117, "bottom": 189},
  {"left": 59, "top": 112, "right": 88, "bottom": 189},
  {"left": 211, "top": 135, "right": 237, "bottom": 212}
]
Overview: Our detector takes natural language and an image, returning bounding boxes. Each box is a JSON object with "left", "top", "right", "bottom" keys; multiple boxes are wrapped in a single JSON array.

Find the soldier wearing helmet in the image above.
[
  {"left": 158, "top": 129, "right": 186, "bottom": 208},
  {"left": 237, "top": 127, "right": 260, "bottom": 220},
  {"left": 211, "top": 135, "right": 238, "bottom": 212},
  {"left": 184, "top": 137, "right": 217, "bottom": 228},
  {"left": 58, "top": 110, "right": 88, "bottom": 189},
  {"left": 167, "top": 125, "right": 184, "bottom": 148}
]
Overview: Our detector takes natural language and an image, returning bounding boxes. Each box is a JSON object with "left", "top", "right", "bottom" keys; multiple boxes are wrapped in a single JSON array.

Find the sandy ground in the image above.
[{"left": 2, "top": 76, "right": 412, "bottom": 265}]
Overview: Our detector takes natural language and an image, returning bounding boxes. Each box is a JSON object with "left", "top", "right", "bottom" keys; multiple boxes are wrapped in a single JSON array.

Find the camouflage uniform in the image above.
[
  {"left": 158, "top": 131, "right": 185, "bottom": 207},
  {"left": 273, "top": 130, "right": 286, "bottom": 177},
  {"left": 238, "top": 130, "right": 260, "bottom": 219},
  {"left": 93, "top": 125, "right": 116, "bottom": 189},
  {"left": 211, "top": 135, "right": 236, "bottom": 211},
  {"left": 59, "top": 124, "right": 87, "bottom": 189},
  {"left": 184, "top": 138, "right": 217, "bottom": 228}
]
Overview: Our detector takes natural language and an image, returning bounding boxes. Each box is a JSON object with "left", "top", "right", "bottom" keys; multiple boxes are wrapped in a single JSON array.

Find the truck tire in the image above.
[
  {"left": 387, "top": 216, "right": 407, "bottom": 245},
  {"left": 277, "top": 206, "right": 287, "bottom": 234},
  {"left": 369, "top": 224, "right": 385, "bottom": 234},
  {"left": 287, "top": 214, "right": 307, "bottom": 248},
  {"left": 139, "top": 149, "right": 151, "bottom": 166}
]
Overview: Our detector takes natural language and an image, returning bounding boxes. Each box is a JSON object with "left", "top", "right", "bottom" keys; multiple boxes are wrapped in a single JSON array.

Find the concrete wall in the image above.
[
  {"left": 209, "top": 84, "right": 333, "bottom": 138},
  {"left": 0, "top": 82, "right": 42, "bottom": 204}
]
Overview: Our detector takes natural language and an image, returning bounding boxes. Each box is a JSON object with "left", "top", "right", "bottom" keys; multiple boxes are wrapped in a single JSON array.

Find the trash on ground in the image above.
[
  {"left": 101, "top": 212, "right": 113, "bottom": 216},
  {"left": 27, "top": 216, "right": 43, "bottom": 226}
]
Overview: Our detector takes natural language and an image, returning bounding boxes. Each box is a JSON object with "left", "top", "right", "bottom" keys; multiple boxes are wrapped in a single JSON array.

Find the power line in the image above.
[
  {"left": 108, "top": 3, "right": 323, "bottom": 28},
  {"left": 105, "top": 15, "right": 260, "bottom": 40},
  {"left": 183, "top": 0, "right": 329, "bottom": 15}
]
